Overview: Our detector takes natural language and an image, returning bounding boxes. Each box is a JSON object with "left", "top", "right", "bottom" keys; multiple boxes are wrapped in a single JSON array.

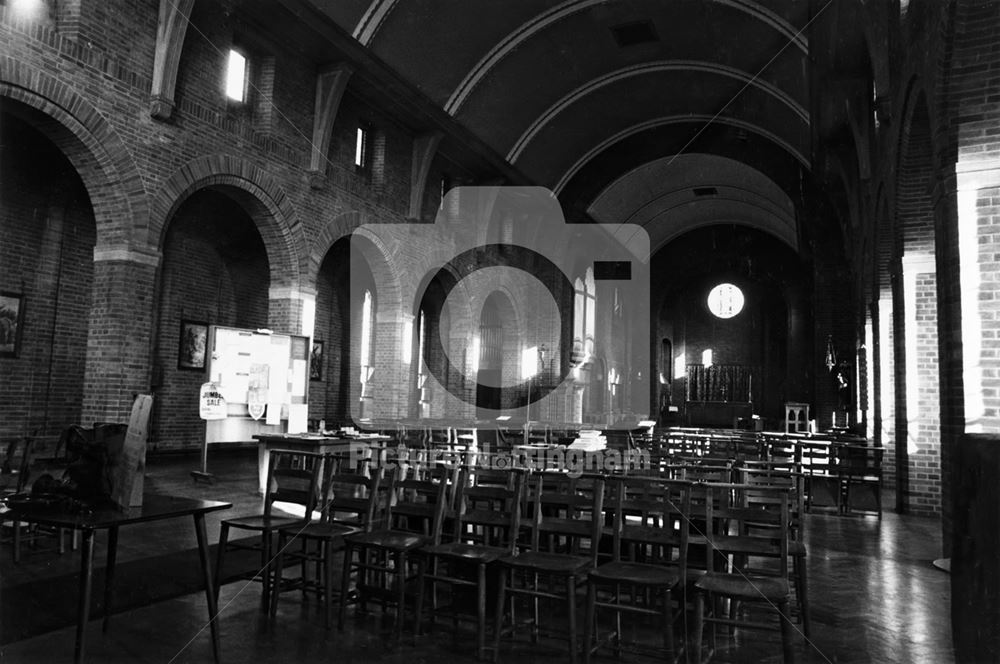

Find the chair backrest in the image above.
[
  {"left": 452, "top": 466, "right": 525, "bottom": 552},
  {"left": 736, "top": 462, "right": 804, "bottom": 534},
  {"left": 384, "top": 463, "right": 451, "bottom": 544},
  {"left": 608, "top": 476, "right": 691, "bottom": 574},
  {"left": 264, "top": 449, "right": 324, "bottom": 518},
  {"left": 524, "top": 471, "right": 605, "bottom": 561},
  {"left": 701, "top": 483, "right": 790, "bottom": 578},
  {"left": 320, "top": 453, "right": 383, "bottom": 530}
]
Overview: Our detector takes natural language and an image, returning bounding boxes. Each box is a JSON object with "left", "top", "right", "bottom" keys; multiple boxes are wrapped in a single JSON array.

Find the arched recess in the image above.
[
  {"left": 0, "top": 103, "right": 98, "bottom": 447},
  {"left": 892, "top": 85, "right": 940, "bottom": 516},
  {"left": 150, "top": 187, "right": 271, "bottom": 450},
  {"left": 0, "top": 66, "right": 150, "bottom": 439},
  {"left": 476, "top": 290, "right": 521, "bottom": 417},
  {"left": 151, "top": 155, "right": 304, "bottom": 289},
  {"left": 0, "top": 61, "right": 148, "bottom": 250}
]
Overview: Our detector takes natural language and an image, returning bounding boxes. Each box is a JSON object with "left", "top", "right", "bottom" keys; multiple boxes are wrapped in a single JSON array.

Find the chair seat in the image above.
[
  {"left": 423, "top": 541, "right": 507, "bottom": 563},
  {"left": 345, "top": 529, "right": 430, "bottom": 552},
  {"left": 499, "top": 550, "right": 592, "bottom": 574},
  {"left": 222, "top": 514, "right": 307, "bottom": 531},
  {"left": 589, "top": 561, "right": 681, "bottom": 587},
  {"left": 710, "top": 534, "right": 784, "bottom": 557},
  {"left": 695, "top": 571, "right": 790, "bottom": 600},
  {"left": 283, "top": 522, "right": 360, "bottom": 543}
]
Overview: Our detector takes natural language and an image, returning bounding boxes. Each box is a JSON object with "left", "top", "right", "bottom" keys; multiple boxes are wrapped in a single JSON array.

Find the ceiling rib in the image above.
[
  {"left": 507, "top": 60, "right": 809, "bottom": 162},
  {"left": 553, "top": 116, "right": 810, "bottom": 194},
  {"left": 444, "top": 0, "right": 807, "bottom": 116},
  {"left": 354, "top": 0, "right": 398, "bottom": 45}
]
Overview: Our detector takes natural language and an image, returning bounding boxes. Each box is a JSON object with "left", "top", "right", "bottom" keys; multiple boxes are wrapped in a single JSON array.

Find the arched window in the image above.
[
  {"left": 359, "top": 289, "right": 375, "bottom": 399},
  {"left": 572, "top": 268, "right": 597, "bottom": 365},
  {"left": 584, "top": 267, "right": 596, "bottom": 360},
  {"left": 416, "top": 309, "right": 429, "bottom": 417}
]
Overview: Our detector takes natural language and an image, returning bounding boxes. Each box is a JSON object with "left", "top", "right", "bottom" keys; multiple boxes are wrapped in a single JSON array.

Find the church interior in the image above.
[{"left": 1, "top": 0, "right": 998, "bottom": 662}]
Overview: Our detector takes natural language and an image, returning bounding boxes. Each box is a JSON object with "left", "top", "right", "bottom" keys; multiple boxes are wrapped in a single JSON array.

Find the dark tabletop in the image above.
[{"left": 2, "top": 494, "right": 231, "bottom": 530}]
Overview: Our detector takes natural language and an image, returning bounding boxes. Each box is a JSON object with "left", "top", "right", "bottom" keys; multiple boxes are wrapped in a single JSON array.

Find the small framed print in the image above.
[
  {"left": 178, "top": 319, "right": 209, "bottom": 370},
  {"left": 310, "top": 341, "right": 324, "bottom": 381},
  {"left": 0, "top": 292, "right": 24, "bottom": 358}
]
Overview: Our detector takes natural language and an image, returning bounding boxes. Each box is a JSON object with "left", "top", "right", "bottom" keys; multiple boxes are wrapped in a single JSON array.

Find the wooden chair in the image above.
[
  {"left": 838, "top": 443, "right": 883, "bottom": 517},
  {"left": 492, "top": 472, "right": 606, "bottom": 664},
  {"left": 738, "top": 462, "right": 810, "bottom": 637},
  {"left": 691, "top": 483, "right": 796, "bottom": 664},
  {"left": 269, "top": 453, "right": 382, "bottom": 628},
  {"left": 583, "top": 477, "right": 691, "bottom": 663},
  {"left": 214, "top": 449, "right": 323, "bottom": 613},
  {"left": 338, "top": 463, "right": 450, "bottom": 640},
  {"left": 420, "top": 466, "right": 525, "bottom": 659}
]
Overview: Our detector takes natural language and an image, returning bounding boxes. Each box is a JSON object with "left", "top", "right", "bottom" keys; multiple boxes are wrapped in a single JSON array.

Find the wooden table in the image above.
[
  {"left": 4, "top": 494, "right": 232, "bottom": 663},
  {"left": 252, "top": 434, "right": 391, "bottom": 494}
]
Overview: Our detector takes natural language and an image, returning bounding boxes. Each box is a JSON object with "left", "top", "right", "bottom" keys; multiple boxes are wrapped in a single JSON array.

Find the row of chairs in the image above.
[{"left": 216, "top": 449, "right": 807, "bottom": 663}]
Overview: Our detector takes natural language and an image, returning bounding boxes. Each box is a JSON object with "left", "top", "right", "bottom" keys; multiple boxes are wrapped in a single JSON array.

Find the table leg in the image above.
[
  {"left": 74, "top": 528, "right": 95, "bottom": 664},
  {"left": 194, "top": 512, "right": 222, "bottom": 663},
  {"left": 102, "top": 525, "right": 119, "bottom": 633}
]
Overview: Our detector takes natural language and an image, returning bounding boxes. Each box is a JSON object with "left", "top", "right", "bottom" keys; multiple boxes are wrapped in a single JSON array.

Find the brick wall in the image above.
[
  {"left": 148, "top": 189, "right": 269, "bottom": 450},
  {"left": 0, "top": 113, "right": 95, "bottom": 449}
]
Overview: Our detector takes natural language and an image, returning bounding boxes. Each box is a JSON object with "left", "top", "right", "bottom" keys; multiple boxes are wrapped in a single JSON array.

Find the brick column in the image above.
[
  {"left": 372, "top": 315, "right": 410, "bottom": 421},
  {"left": 267, "top": 285, "right": 315, "bottom": 337},
  {"left": 901, "top": 253, "right": 940, "bottom": 515},
  {"left": 81, "top": 247, "right": 160, "bottom": 424}
]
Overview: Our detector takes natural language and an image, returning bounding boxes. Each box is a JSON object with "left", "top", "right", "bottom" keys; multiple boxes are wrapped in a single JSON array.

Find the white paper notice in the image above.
[
  {"left": 287, "top": 404, "right": 309, "bottom": 433},
  {"left": 266, "top": 402, "right": 282, "bottom": 426},
  {"left": 291, "top": 359, "right": 307, "bottom": 397}
]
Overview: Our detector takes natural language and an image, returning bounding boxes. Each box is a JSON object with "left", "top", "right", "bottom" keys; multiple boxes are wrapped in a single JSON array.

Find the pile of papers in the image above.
[{"left": 568, "top": 429, "right": 607, "bottom": 452}]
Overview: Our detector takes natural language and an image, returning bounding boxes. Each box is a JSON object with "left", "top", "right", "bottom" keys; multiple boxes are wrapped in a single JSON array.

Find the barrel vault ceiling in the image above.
[{"left": 256, "top": 0, "right": 868, "bottom": 257}]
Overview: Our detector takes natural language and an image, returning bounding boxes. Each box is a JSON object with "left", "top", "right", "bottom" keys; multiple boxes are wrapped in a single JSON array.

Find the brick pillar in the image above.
[
  {"left": 81, "top": 247, "right": 160, "bottom": 424},
  {"left": 784, "top": 283, "right": 810, "bottom": 404},
  {"left": 267, "top": 285, "right": 315, "bottom": 337},
  {"left": 372, "top": 315, "right": 409, "bottom": 421},
  {"left": 901, "top": 254, "right": 941, "bottom": 515},
  {"left": 952, "top": 164, "right": 1000, "bottom": 662}
]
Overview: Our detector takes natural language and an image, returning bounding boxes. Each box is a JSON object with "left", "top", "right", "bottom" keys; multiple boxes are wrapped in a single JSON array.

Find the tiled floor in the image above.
[{"left": 1, "top": 450, "right": 953, "bottom": 663}]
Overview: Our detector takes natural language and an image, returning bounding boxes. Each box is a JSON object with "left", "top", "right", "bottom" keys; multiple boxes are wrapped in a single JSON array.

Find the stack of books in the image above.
[{"left": 568, "top": 429, "right": 607, "bottom": 452}]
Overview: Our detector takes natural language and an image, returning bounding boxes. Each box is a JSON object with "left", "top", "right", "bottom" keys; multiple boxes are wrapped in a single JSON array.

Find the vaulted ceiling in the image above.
[{"left": 264, "top": 0, "right": 868, "bottom": 261}]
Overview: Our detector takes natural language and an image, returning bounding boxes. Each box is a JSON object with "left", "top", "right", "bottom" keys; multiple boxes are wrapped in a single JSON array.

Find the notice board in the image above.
[{"left": 204, "top": 326, "right": 311, "bottom": 444}]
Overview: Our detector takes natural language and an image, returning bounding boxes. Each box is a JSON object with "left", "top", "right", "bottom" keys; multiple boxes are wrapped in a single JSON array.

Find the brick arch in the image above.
[
  {"left": 350, "top": 226, "right": 404, "bottom": 317},
  {"left": 151, "top": 155, "right": 304, "bottom": 288},
  {"left": 0, "top": 59, "right": 148, "bottom": 249},
  {"left": 307, "top": 211, "right": 368, "bottom": 288}
]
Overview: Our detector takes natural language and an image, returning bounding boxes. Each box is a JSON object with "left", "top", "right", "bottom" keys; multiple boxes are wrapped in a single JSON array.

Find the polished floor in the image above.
[{"left": 1, "top": 450, "right": 953, "bottom": 663}]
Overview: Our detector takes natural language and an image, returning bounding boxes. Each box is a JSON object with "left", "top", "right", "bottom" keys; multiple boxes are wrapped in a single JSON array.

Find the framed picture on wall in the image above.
[
  {"left": 178, "top": 319, "right": 209, "bottom": 370},
  {"left": 0, "top": 292, "right": 24, "bottom": 358},
  {"left": 310, "top": 340, "right": 324, "bottom": 381}
]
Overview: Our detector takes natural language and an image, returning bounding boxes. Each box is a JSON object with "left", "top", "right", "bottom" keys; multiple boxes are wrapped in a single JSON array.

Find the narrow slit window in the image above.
[
  {"left": 225, "top": 49, "right": 247, "bottom": 102},
  {"left": 355, "top": 126, "right": 368, "bottom": 168}
]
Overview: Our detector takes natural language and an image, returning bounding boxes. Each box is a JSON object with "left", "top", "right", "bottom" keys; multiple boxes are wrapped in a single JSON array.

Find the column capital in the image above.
[
  {"left": 93, "top": 244, "right": 161, "bottom": 267},
  {"left": 268, "top": 285, "right": 317, "bottom": 301}
]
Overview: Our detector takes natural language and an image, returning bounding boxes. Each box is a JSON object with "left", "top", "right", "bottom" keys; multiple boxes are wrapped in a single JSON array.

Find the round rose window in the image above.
[{"left": 707, "top": 283, "right": 744, "bottom": 319}]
